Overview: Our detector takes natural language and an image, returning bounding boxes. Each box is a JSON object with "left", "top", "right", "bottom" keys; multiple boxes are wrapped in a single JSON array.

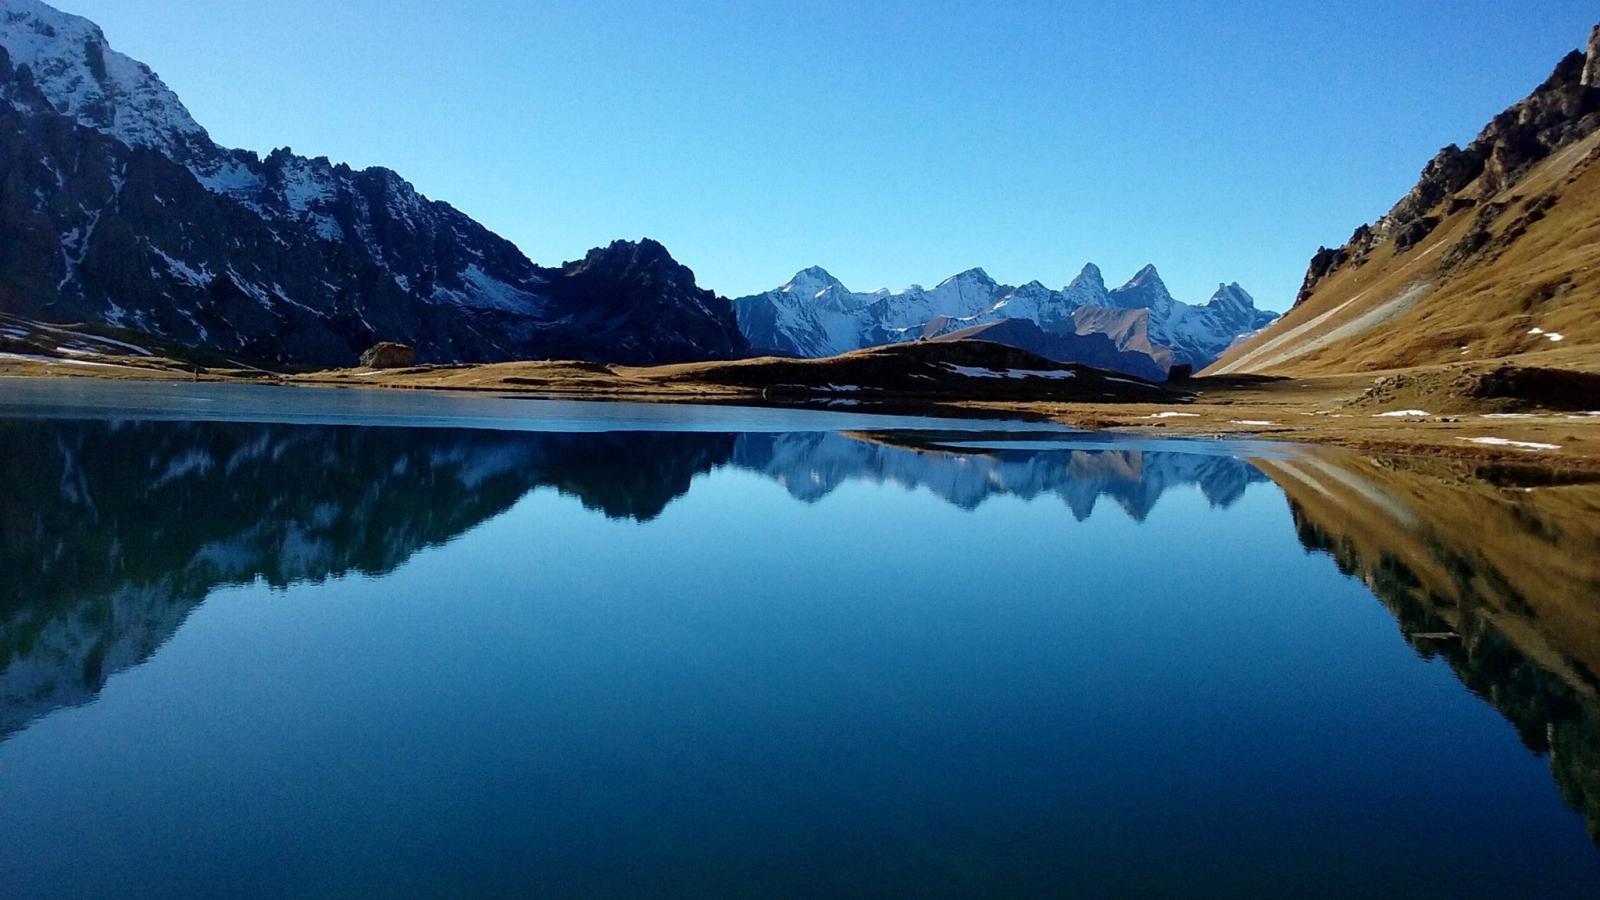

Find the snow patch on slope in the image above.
[{"left": 432, "top": 264, "right": 544, "bottom": 313}]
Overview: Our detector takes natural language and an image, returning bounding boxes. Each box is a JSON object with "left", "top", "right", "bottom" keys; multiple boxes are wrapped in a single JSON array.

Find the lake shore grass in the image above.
[{"left": 4, "top": 343, "right": 1599, "bottom": 469}]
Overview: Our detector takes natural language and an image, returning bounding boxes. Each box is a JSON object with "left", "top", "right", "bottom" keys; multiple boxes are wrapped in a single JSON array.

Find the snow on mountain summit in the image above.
[
  {"left": 1106, "top": 264, "right": 1177, "bottom": 313},
  {"left": 1204, "top": 283, "right": 1258, "bottom": 316},
  {"left": 0, "top": 0, "right": 209, "bottom": 159},
  {"left": 939, "top": 267, "right": 996, "bottom": 287},
  {"left": 1063, "top": 263, "right": 1110, "bottom": 307},
  {"left": 781, "top": 266, "right": 846, "bottom": 299},
  {"left": 0, "top": 0, "right": 748, "bottom": 366},
  {"left": 734, "top": 263, "right": 1278, "bottom": 370},
  {"left": 0, "top": 0, "right": 552, "bottom": 322}
]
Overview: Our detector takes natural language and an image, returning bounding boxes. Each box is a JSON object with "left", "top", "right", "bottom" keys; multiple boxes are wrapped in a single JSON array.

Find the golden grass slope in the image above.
[
  {"left": 1213, "top": 24, "right": 1600, "bottom": 380},
  {"left": 1213, "top": 132, "right": 1600, "bottom": 377}
]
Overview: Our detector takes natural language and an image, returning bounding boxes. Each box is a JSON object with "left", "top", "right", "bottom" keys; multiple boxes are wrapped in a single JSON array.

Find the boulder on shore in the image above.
[{"left": 360, "top": 342, "right": 417, "bottom": 369}]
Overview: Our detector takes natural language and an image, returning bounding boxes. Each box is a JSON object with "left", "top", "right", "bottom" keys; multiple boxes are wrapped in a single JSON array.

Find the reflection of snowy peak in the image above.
[
  {"left": 0, "top": 421, "right": 737, "bottom": 739},
  {"left": 0, "top": 0, "right": 746, "bottom": 366},
  {"left": 732, "top": 433, "right": 1268, "bottom": 520},
  {"left": 0, "top": 419, "right": 1269, "bottom": 743},
  {"left": 734, "top": 263, "right": 1277, "bottom": 371}
]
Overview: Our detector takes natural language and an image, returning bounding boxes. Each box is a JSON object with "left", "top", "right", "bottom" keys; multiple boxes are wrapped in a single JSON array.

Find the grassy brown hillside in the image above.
[
  {"left": 295, "top": 339, "right": 1184, "bottom": 406},
  {"left": 1211, "top": 24, "right": 1600, "bottom": 377}
]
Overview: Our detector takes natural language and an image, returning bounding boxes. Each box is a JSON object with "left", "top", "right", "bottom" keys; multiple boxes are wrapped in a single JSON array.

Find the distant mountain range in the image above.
[
  {"left": 1212, "top": 19, "right": 1600, "bottom": 376},
  {"left": 0, "top": 0, "right": 1277, "bottom": 375},
  {"left": 733, "top": 263, "right": 1277, "bottom": 374},
  {"left": 0, "top": 0, "right": 1278, "bottom": 376},
  {"left": 0, "top": 0, "right": 747, "bottom": 367}
]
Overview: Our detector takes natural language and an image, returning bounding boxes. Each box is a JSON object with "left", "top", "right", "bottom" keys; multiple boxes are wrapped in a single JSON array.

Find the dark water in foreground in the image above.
[{"left": 1, "top": 383, "right": 1598, "bottom": 899}]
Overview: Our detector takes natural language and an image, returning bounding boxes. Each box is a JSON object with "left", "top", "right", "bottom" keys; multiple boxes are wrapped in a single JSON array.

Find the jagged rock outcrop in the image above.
[
  {"left": 360, "top": 342, "right": 416, "bottom": 369},
  {"left": 1297, "top": 34, "right": 1600, "bottom": 304},
  {"left": 1217, "top": 18, "right": 1600, "bottom": 376},
  {"left": 0, "top": 0, "right": 747, "bottom": 367},
  {"left": 534, "top": 239, "right": 747, "bottom": 365},
  {"left": 1585, "top": 24, "right": 1600, "bottom": 87}
]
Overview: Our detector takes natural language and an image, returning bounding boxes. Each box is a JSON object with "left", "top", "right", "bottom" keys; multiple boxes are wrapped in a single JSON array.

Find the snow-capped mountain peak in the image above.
[
  {"left": 1107, "top": 264, "right": 1176, "bottom": 312},
  {"left": 1063, "top": 263, "right": 1110, "bottom": 307},
  {"left": 1205, "top": 282, "right": 1257, "bottom": 314},
  {"left": 781, "top": 266, "right": 845, "bottom": 299},
  {"left": 938, "top": 267, "right": 996, "bottom": 288},
  {"left": 733, "top": 262, "right": 1279, "bottom": 371},
  {"left": 0, "top": 0, "right": 209, "bottom": 159}
]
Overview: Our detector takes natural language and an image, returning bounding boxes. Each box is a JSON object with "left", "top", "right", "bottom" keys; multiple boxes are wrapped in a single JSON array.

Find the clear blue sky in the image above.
[{"left": 64, "top": 0, "right": 1600, "bottom": 310}]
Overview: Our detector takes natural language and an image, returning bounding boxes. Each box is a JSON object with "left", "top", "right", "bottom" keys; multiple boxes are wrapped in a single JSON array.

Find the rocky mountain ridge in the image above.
[
  {"left": 1213, "top": 18, "right": 1600, "bottom": 376},
  {"left": 0, "top": 0, "right": 747, "bottom": 366},
  {"left": 1297, "top": 26, "right": 1600, "bottom": 306},
  {"left": 733, "top": 262, "right": 1277, "bottom": 374}
]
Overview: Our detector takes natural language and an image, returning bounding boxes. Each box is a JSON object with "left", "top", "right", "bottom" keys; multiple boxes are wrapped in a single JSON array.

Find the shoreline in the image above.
[{"left": 4, "top": 354, "right": 1599, "bottom": 469}]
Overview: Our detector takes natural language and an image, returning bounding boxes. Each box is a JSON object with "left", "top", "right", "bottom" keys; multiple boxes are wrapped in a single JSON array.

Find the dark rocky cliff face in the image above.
[
  {"left": 532, "top": 239, "right": 749, "bottom": 365},
  {"left": 0, "top": 17, "right": 748, "bottom": 367},
  {"left": 1297, "top": 26, "right": 1600, "bottom": 305}
]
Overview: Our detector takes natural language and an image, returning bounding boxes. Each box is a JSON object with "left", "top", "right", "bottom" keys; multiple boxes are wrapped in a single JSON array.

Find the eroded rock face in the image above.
[
  {"left": 1583, "top": 24, "right": 1600, "bottom": 87},
  {"left": 359, "top": 342, "right": 416, "bottom": 369},
  {"left": 534, "top": 239, "right": 749, "bottom": 365}
]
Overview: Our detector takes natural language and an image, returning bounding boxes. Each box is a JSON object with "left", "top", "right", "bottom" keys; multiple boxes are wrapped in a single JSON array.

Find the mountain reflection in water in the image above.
[
  {"left": 2, "top": 417, "right": 1599, "bottom": 856},
  {"left": 0, "top": 419, "right": 1264, "bottom": 741}
]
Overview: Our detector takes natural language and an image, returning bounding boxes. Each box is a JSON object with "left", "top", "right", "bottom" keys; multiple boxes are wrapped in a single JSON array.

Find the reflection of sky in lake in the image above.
[{"left": 0, "top": 391, "right": 1596, "bottom": 899}]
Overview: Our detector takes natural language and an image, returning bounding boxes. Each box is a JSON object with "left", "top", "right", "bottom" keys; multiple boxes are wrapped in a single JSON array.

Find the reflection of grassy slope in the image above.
[
  {"left": 1221, "top": 148, "right": 1600, "bottom": 375},
  {"left": 1260, "top": 452, "right": 1600, "bottom": 842}
]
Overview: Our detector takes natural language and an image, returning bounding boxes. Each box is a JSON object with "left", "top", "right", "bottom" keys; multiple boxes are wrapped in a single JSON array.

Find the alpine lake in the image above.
[{"left": 1, "top": 379, "right": 1598, "bottom": 899}]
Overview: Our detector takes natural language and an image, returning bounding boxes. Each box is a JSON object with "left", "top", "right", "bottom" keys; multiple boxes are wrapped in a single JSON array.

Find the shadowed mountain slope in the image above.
[{"left": 0, "top": 0, "right": 746, "bottom": 367}]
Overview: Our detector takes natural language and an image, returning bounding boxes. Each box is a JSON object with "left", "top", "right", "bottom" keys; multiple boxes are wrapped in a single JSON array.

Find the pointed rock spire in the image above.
[
  {"left": 1063, "top": 263, "right": 1110, "bottom": 308},
  {"left": 1107, "top": 265, "right": 1175, "bottom": 311}
]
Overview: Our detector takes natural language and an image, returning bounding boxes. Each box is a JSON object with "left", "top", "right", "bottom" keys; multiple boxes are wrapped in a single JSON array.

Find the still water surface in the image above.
[{"left": 1, "top": 381, "right": 1598, "bottom": 898}]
